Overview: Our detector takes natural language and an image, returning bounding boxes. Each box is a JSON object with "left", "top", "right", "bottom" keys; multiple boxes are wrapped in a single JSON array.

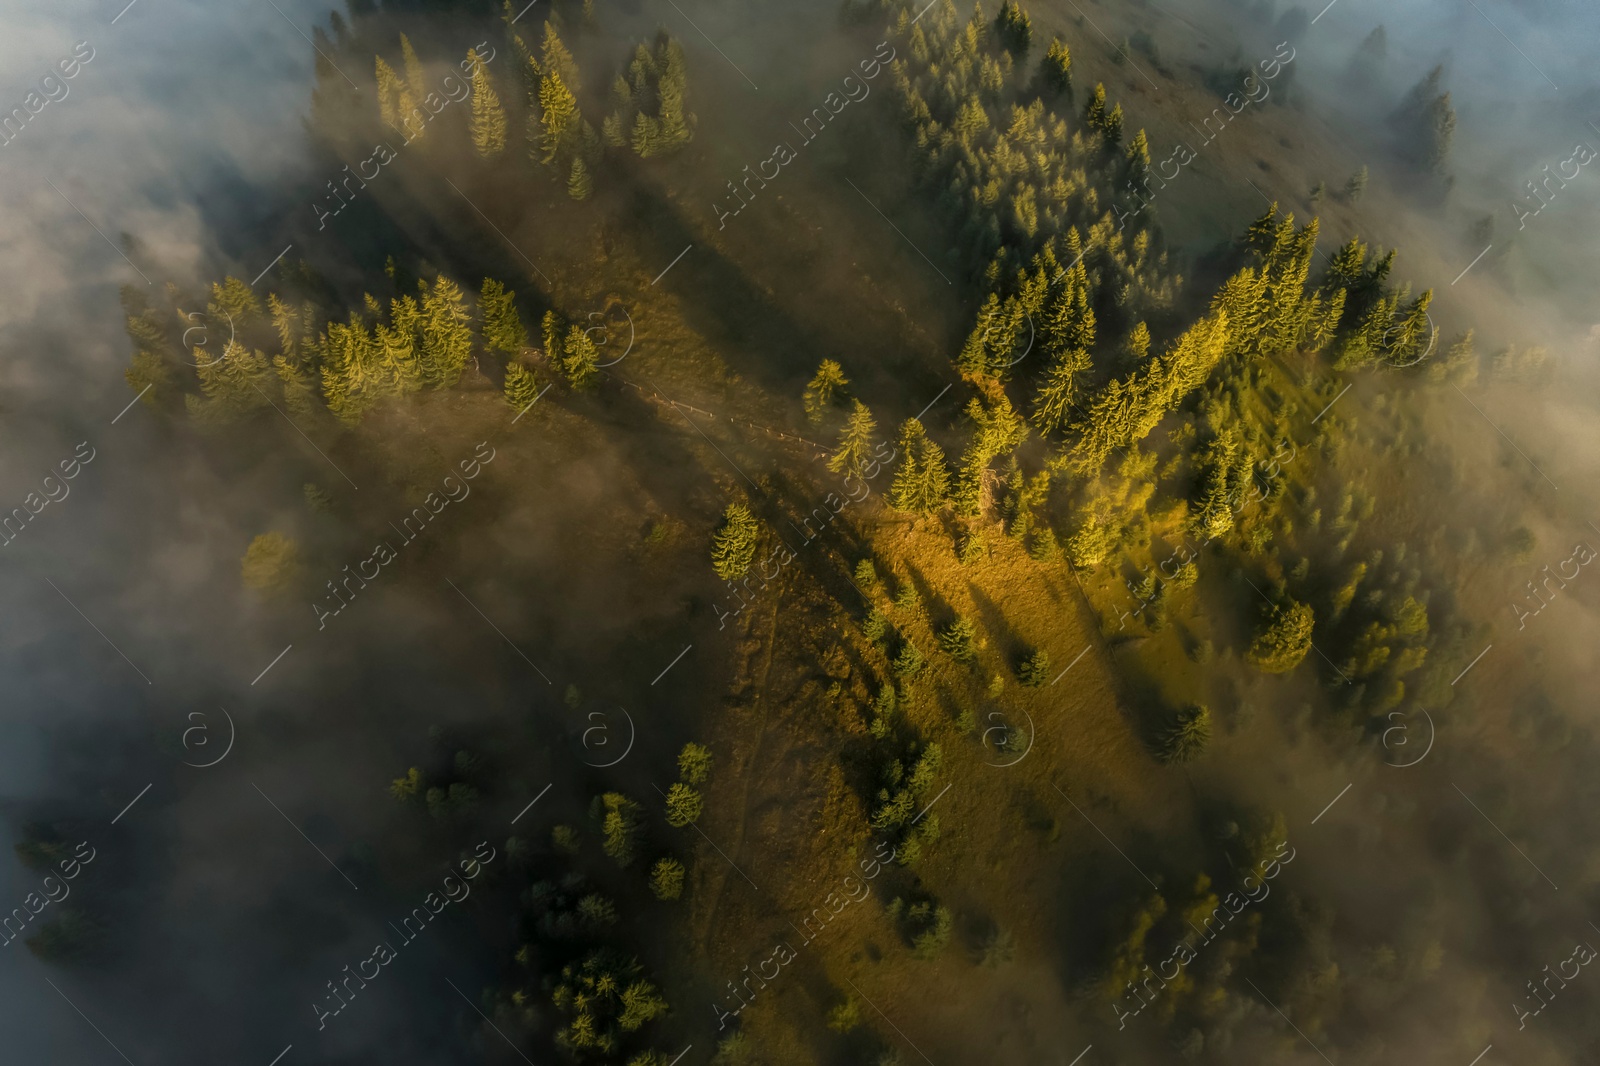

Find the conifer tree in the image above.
[
  {"left": 375, "top": 56, "right": 401, "bottom": 130},
  {"left": 1104, "top": 103, "right": 1124, "bottom": 145},
  {"left": 541, "top": 309, "right": 565, "bottom": 359},
  {"left": 655, "top": 36, "right": 695, "bottom": 150},
  {"left": 649, "top": 858, "right": 685, "bottom": 900},
  {"left": 1032, "top": 345, "right": 1090, "bottom": 435},
  {"left": 538, "top": 69, "right": 580, "bottom": 165},
  {"left": 1345, "top": 165, "right": 1368, "bottom": 201},
  {"left": 711, "top": 502, "right": 759, "bottom": 579},
  {"left": 1041, "top": 37, "right": 1071, "bottom": 94},
  {"left": 419, "top": 276, "right": 474, "bottom": 389},
  {"left": 802, "top": 359, "right": 849, "bottom": 423},
  {"left": 678, "top": 742, "right": 713, "bottom": 784},
  {"left": 596, "top": 792, "right": 642, "bottom": 866},
  {"left": 1083, "top": 83, "right": 1107, "bottom": 131},
  {"left": 479, "top": 278, "right": 527, "bottom": 354},
  {"left": 1125, "top": 128, "right": 1151, "bottom": 186},
  {"left": 400, "top": 33, "right": 426, "bottom": 97},
  {"left": 1246, "top": 600, "right": 1315, "bottom": 673},
  {"left": 504, "top": 361, "right": 539, "bottom": 409},
  {"left": 1158, "top": 704, "right": 1212, "bottom": 763},
  {"left": 568, "top": 156, "right": 593, "bottom": 199},
  {"left": 468, "top": 49, "right": 507, "bottom": 157},
  {"left": 889, "top": 418, "right": 950, "bottom": 515},
  {"left": 541, "top": 21, "right": 580, "bottom": 89},
  {"left": 994, "top": 0, "right": 1032, "bottom": 55},
  {"left": 828, "top": 400, "right": 878, "bottom": 477},
  {"left": 562, "top": 324, "right": 600, "bottom": 388},
  {"left": 664, "top": 783, "right": 703, "bottom": 827}
]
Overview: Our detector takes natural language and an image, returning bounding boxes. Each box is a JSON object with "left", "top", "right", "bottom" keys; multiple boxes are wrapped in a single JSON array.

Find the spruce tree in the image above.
[
  {"left": 889, "top": 418, "right": 950, "bottom": 515},
  {"left": 1083, "top": 83, "right": 1108, "bottom": 131},
  {"left": 1158, "top": 704, "right": 1212, "bottom": 763},
  {"left": 541, "top": 309, "right": 565, "bottom": 359},
  {"left": 994, "top": 0, "right": 1032, "bottom": 55},
  {"left": 479, "top": 278, "right": 526, "bottom": 354},
  {"left": 375, "top": 56, "right": 400, "bottom": 130},
  {"left": 419, "top": 276, "right": 474, "bottom": 389},
  {"left": 538, "top": 70, "right": 580, "bottom": 165},
  {"left": 468, "top": 49, "right": 507, "bottom": 157},
  {"left": 828, "top": 400, "right": 878, "bottom": 477},
  {"left": 1345, "top": 165, "right": 1369, "bottom": 201},
  {"left": 400, "top": 33, "right": 426, "bottom": 96},
  {"left": 541, "top": 21, "right": 579, "bottom": 89},
  {"left": 562, "top": 324, "right": 600, "bottom": 388},
  {"left": 711, "top": 502, "right": 759, "bottom": 579},
  {"left": 504, "top": 361, "right": 539, "bottom": 409},
  {"left": 802, "top": 359, "right": 849, "bottom": 423},
  {"left": 1032, "top": 346, "right": 1090, "bottom": 435},
  {"left": 663, "top": 783, "right": 703, "bottom": 827},
  {"left": 568, "top": 156, "right": 593, "bottom": 200},
  {"left": 1041, "top": 37, "right": 1071, "bottom": 94}
]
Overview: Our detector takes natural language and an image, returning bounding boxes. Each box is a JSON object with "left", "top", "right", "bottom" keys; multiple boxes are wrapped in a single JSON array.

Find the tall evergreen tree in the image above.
[
  {"left": 419, "top": 276, "right": 474, "bottom": 389},
  {"left": 828, "top": 400, "right": 878, "bottom": 477},
  {"left": 1041, "top": 37, "right": 1071, "bottom": 94},
  {"left": 468, "top": 49, "right": 507, "bottom": 157},
  {"left": 711, "top": 502, "right": 760, "bottom": 579},
  {"left": 1032, "top": 346, "right": 1090, "bottom": 435},
  {"left": 375, "top": 56, "right": 401, "bottom": 130},
  {"left": 479, "top": 278, "right": 526, "bottom": 353},
  {"left": 568, "top": 156, "right": 593, "bottom": 200},
  {"left": 889, "top": 418, "right": 951, "bottom": 515},
  {"left": 802, "top": 359, "right": 849, "bottom": 423},
  {"left": 562, "top": 324, "right": 600, "bottom": 388},
  {"left": 504, "top": 361, "right": 539, "bottom": 409},
  {"left": 400, "top": 34, "right": 426, "bottom": 96},
  {"left": 538, "top": 70, "right": 580, "bottom": 164}
]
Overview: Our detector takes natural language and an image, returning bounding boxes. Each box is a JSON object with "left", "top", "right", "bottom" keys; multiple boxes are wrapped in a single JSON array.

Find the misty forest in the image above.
[{"left": 3, "top": 0, "right": 1600, "bottom": 1063}]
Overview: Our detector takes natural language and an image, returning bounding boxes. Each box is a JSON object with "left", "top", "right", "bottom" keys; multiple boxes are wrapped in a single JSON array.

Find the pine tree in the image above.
[
  {"left": 1104, "top": 103, "right": 1124, "bottom": 146},
  {"left": 400, "top": 33, "right": 426, "bottom": 96},
  {"left": 994, "top": 0, "right": 1032, "bottom": 55},
  {"left": 538, "top": 69, "right": 580, "bottom": 165},
  {"left": 677, "top": 742, "right": 713, "bottom": 784},
  {"left": 1246, "top": 600, "right": 1315, "bottom": 673},
  {"left": 802, "top": 359, "right": 849, "bottom": 423},
  {"left": 1158, "top": 704, "right": 1212, "bottom": 763},
  {"left": 375, "top": 56, "right": 401, "bottom": 131},
  {"left": 568, "top": 156, "right": 593, "bottom": 200},
  {"left": 711, "top": 502, "right": 759, "bottom": 579},
  {"left": 595, "top": 793, "right": 642, "bottom": 866},
  {"left": 1083, "top": 83, "right": 1107, "bottom": 131},
  {"left": 1125, "top": 128, "right": 1151, "bottom": 186},
  {"left": 649, "top": 858, "right": 685, "bottom": 900},
  {"left": 1041, "top": 37, "right": 1071, "bottom": 94},
  {"left": 541, "top": 21, "right": 579, "bottom": 89},
  {"left": 419, "top": 276, "right": 474, "bottom": 389},
  {"left": 562, "top": 324, "right": 600, "bottom": 388},
  {"left": 664, "top": 783, "right": 703, "bottom": 827},
  {"left": 1345, "top": 165, "right": 1368, "bottom": 201},
  {"left": 889, "top": 418, "right": 950, "bottom": 515},
  {"left": 656, "top": 36, "right": 695, "bottom": 150},
  {"left": 504, "top": 361, "right": 539, "bottom": 409},
  {"left": 468, "top": 49, "right": 507, "bottom": 157},
  {"left": 479, "top": 278, "right": 526, "bottom": 354},
  {"left": 541, "top": 309, "right": 565, "bottom": 359},
  {"left": 1032, "top": 346, "right": 1090, "bottom": 435},
  {"left": 828, "top": 400, "right": 878, "bottom": 477}
]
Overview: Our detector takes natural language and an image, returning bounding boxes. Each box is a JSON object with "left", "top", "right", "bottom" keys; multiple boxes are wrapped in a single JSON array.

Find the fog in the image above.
[{"left": 1, "top": 0, "right": 1600, "bottom": 1063}]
